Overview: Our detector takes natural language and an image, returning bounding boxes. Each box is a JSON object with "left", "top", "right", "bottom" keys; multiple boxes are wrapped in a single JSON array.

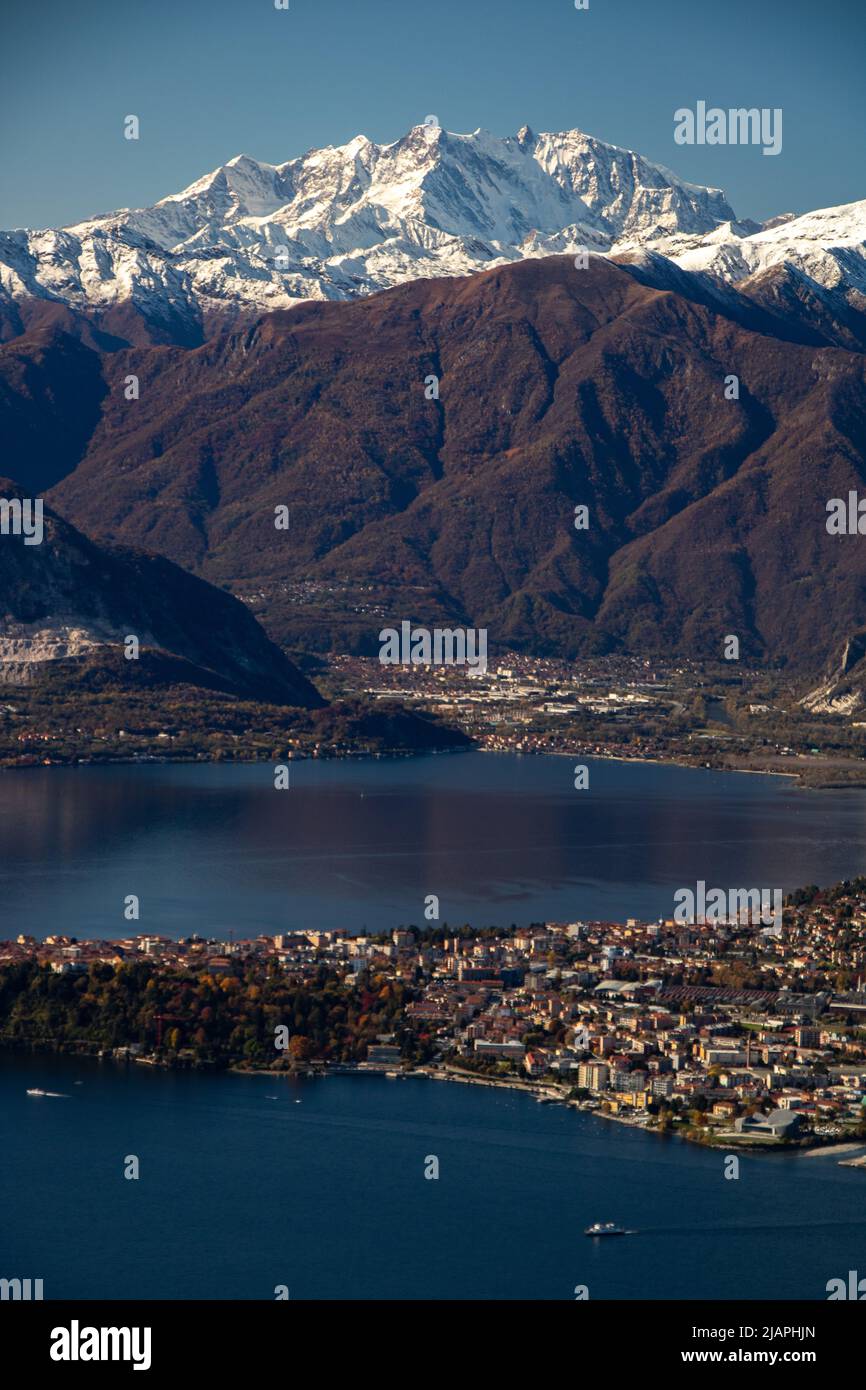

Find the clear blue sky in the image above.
[{"left": 1, "top": 0, "right": 863, "bottom": 229}]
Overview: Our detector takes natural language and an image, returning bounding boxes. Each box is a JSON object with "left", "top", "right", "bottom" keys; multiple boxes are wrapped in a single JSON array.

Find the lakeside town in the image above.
[
  {"left": 324, "top": 653, "right": 866, "bottom": 788},
  {"left": 4, "top": 650, "right": 866, "bottom": 787},
  {"left": 4, "top": 878, "right": 866, "bottom": 1161}
]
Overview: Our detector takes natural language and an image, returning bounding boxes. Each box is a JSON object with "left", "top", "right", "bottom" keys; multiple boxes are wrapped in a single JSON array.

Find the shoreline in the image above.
[
  {"left": 797, "top": 1141, "right": 866, "bottom": 1158},
  {"left": 0, "top": 742, "right": 849, "bottom": 790},
  {"left": 223, "top": 1067, "right": 866, "bottom": 1161},
  {"left": 8, "top": 1047, "right": 865, "bottom": 1163},
  {"left": 541, "top": 748, "right": 800, "bottom": 782}
]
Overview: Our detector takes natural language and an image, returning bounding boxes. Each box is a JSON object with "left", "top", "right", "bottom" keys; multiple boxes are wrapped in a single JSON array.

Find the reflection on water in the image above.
[{"left": 1, "top": 753, "right": 865, "bottom": 938}]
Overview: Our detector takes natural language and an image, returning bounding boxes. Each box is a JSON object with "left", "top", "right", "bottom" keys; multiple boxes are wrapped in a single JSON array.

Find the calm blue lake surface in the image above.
[
  {"left": 3, "top": 754, "right": 865, "bottom": 1301},
  {"left": 0, "top": 753, "right": 865, "bottom": 938},
  {"left": 1, "top": 1053, "right": 863, "bottom": 1300}
]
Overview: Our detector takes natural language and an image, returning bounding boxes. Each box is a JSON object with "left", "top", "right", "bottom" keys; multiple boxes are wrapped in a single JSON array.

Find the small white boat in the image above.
[
  {"left": 26, "top": 1088, "right": 47, "bottom": 1096},
  {"left": 584, "top": 1221, "right": 626, "bottom": 1237}
]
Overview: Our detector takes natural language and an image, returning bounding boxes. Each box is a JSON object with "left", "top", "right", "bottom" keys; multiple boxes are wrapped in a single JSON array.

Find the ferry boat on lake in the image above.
[{"left": 584, "top": 1221, "right": 626, "bottom": 1237}]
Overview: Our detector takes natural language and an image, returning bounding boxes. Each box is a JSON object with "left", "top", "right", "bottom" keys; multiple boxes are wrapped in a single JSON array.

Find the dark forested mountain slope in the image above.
[
  {"left": 0, "top": 482, "right": 322, "bottom": 704},
  {"left": 3, "top": 255, "right": 865, "bottom": 668}
]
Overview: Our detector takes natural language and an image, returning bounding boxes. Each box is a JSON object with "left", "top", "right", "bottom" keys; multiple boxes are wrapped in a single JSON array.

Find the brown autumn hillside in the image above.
[
  {"left": 4, "top": 254, "right": 866, "bottom": 666},
  {"left": 0, "top": 481, "right": 323, "bottom": 706}
]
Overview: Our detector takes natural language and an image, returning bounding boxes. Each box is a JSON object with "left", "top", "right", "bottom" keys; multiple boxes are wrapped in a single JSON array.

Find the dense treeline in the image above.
[
  {"left": 0, "top": 959, "right": 421, "bottom": 1067},
  {"left": 790, "top": 878, "right": 866, "bottom": 907},
  {"left": 0, "top": 676, "right": 469, "bottom": 768}
]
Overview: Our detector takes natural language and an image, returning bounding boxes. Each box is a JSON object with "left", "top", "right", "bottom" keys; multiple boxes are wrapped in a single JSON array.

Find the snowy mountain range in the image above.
[{"left": 2, "top": 123, "right": 864, "bottom": 345}]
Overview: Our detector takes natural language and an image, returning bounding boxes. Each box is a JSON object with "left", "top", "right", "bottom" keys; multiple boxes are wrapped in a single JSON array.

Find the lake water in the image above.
[
  {"left": 3, "top": 755, "right": 865, "bottom": 1302},
  {"left": 0, "top": 753, "right": 865, "bottom": 939},
  {"left": 1, "top": 1053, "right": 862, "bottom": 1300}
]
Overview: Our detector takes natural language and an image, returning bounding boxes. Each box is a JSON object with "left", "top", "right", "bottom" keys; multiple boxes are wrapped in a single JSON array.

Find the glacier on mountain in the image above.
[{"left": 1, "top": 123, "right": 863, "bottom": 335}]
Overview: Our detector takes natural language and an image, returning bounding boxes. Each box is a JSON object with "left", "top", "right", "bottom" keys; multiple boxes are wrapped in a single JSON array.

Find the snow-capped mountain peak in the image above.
[{"left": 1, "top": 123, "right": 863, "bottom": 343}]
